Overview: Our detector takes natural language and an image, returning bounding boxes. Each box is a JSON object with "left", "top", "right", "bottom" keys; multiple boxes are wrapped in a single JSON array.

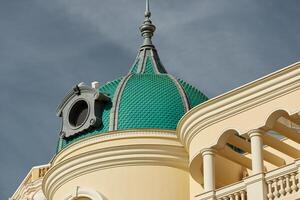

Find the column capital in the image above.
[
  {"left": 200, "top": 148, "right": 217, "bottom": 157},
  {"left": 247, "top": 129, "right": 265, "bottom": 138}
]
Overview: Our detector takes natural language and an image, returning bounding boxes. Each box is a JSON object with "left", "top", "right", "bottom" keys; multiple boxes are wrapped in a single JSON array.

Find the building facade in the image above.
[{"left": 10, "top": 2, "right": 300, "bottom": 200}]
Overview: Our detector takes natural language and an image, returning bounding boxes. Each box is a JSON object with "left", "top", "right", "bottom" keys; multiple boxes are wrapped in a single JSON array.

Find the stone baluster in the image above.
[
  {"left": 273, "top": 178, "right": 279, "bottom": 198},
  {"left": 279, "top": 176, "right": 286, "bottom": 196},
  {"left": 234, "top": 192, "right": 240, "bottom": 200},
  {"left": 290, "top": 172, "right": 298, "bottom": 192},
  {"left": 296, "top": 172, "right": 300, "bottom": 190},
  {"left": 228, "top": 194, "right": 234, "bottom": 200},
  {"left": 222, "top": 196, "right": 229, "bottom": 200},
  {"left": 284, "top": 174, "right": 292, "bottom": 194},
  {"left": 267, "top": 180, "right": 274, "bottom": 200},
  {"left": 240, "top": 190, "right": 246, "bottom": 200}
]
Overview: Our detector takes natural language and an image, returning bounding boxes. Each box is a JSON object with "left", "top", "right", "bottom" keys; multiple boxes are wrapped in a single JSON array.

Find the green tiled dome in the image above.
[
  {"left": 117, "top": 74, "right": 189, "bottom": 130},
  {"left": 56, "top": 12, "right": 208, "bottom": 152},
  {"left": 57, "top": 55, "right": 208, "bottom": 151}
]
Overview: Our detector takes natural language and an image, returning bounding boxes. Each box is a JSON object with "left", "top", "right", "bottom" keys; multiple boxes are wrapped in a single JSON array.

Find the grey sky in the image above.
[{"left": 1, "top": 0, "right": 300, "bottom": 199}]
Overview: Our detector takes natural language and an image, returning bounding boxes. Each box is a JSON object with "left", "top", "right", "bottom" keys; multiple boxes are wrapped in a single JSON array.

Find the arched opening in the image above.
[
  {"left": 75, "top": 197, "right": 91, "bottom": 200},
  {"left": 64, "top": 186, "right": 104, "bottom": 200}
]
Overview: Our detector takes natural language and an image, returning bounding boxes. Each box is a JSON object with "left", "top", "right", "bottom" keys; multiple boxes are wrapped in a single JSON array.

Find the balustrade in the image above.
[
  {"left": 265, "top": 163, "right": 299, "bottom": 200},
  {"left": 195, "top": 160, "right": 300, "bottom": 200},
  {"left": 216, "top": 190, "right": 247, "bottom": 200}
]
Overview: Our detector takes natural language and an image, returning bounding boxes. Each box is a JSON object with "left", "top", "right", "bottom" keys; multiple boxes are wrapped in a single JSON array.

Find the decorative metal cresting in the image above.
[{"left": 140, "top": 0, "right": 156, "bottom": 47}]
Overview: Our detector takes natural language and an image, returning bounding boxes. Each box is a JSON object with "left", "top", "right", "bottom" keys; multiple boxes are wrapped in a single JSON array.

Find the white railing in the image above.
[
  {"left": 265, "top": 162, "right": 300, "bottom": 200},
  {"left": 216, "top": 190, "right": 247, "bottom": 200},
  {"left": 195, "top": 181, "right": 247, "bottom": 200},
  {"left": 195, "top": 160, "right": 300, "bottom": 200},
  {"left": 215, "top": 181, "right": 247, "bottom": 200}
]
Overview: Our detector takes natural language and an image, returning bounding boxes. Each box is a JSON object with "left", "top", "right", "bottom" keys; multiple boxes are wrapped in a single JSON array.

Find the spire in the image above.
[
  {"left": 140, "top": 0, "right": 156, "bottom": 47},
  {"left": 129, "top": 0, "right": 167, "bottom": 74}
]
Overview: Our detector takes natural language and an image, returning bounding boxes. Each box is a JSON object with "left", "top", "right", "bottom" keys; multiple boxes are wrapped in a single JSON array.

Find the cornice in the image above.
[
  {"left": 177, "top": 61, "right": 300, "bottom": 149},
  {"left": 43, "top": 129, "right": 188, "bottom": 200},
  {"left": 53, "top": 129, "right": 178, "bottom": 164},
  {"left": 10, "top": 164, "right": 49, "bottom": 199},
  {"left": 12, "top": 178, "right": 43, "bottom": 200}
]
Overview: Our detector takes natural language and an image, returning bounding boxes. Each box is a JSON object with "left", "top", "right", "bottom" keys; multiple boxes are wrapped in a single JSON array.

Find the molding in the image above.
[
  {"left": 243, "top": 173, "right": 265, "bottom": 185},
  {"left": 43, "top": 130, "right": 188, "bottom": 200},
  {"left": 200, "top": 148, "right": 217, "bottom": 156},
  {"left": 10, "top": 164, "right": 50, "bottom": 200},
  {"left": 195, "top": 190, "right": 215, "bottom": 200},
  {"left": 265, "top": 160, "right": 299, "bottom": 180},
  {"left": 109, "top": 74, "right": 132, "bottom": 131},
  {"left": 137, "top": 48, "right": 146, "bottom": 73},
  {"left": 150, "top": 48, "right": 160, "bottom": 74},
  {"left": 12, "top": 179, "right": 43, "bottom": 200},
  {"left": 128, "top": 51, "right": 140, "bottom": 75},
  {"left": 64, "top": 186, "right": 104, "bottom": 200},
  {"left": 53, "top": 129, "right": 178, "bottom": 164},
  {"left": 247, "top": 129, "right": 265, "bottom": 138},
  {"left": 56, "top": 84, "right": 110, "bottom": 138},
  {"left": 168, "top": 75, "right": 190, "bottom": 112},
  {"left": 177, "top": 61, "right": 300, "bottom": 150}
]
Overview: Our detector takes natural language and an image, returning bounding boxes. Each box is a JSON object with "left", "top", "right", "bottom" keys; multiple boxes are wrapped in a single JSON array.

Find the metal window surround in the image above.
[{"left": 57, "top": 85, "right": 110, "bottom": 138}]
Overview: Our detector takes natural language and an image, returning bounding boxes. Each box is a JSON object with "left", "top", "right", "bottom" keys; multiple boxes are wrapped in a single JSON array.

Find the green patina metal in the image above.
[
  {"left": 117, "top": 74, "right": 185, "bottom": 130},
  {"left": 130, "top": 59, "right": 139, "bottom": 74},
  {"left": 178, "top": 79, "right": 209, "bottom": 108},
  {"left": 156, "top": 55, "right": 167, "bottom": 74},
  {"left": 143, "top": 56, "right": 155, "bottom": 74}
]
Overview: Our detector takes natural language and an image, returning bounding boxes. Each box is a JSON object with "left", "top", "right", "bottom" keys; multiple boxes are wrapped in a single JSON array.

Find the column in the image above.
[
  {"left": 248, "top": 129, "right": 264, "bottom": 174},
  {"left": 201, "top": 148, "right": 216, "bottom": 191},
  {"left": 245, "top": 129, "right": 266, "bottom": 200}
]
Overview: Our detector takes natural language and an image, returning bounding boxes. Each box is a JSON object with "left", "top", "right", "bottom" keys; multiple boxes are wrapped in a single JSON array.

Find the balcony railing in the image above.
[
  {"left": 215, "top": 181, "right": 247, "bottom": 200},
  {"left": 195, "top": 181, "right": 247, "bottom": 200},
  {"left": 195, "top": 160, "right": 299, "bottom": 200},
  {"left": 265, "top": 162, "right": 300, "bottom": 200}
]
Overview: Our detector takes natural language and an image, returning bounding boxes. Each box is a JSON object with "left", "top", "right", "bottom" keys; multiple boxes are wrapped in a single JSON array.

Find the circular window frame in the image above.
[{"left": 67, "top": 99, "right": 90, "bottom": 130}]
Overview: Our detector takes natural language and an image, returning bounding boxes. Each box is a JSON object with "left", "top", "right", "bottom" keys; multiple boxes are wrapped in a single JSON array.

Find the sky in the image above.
[{"left": 1, "top": 0, "right": 300, "bottom": 199}]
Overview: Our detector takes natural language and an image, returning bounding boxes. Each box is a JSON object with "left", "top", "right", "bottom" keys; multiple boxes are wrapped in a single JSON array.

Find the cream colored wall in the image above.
[
  {"left": 43, "top": 130, "right": 190, "bottom": 200},
  {"left": 190, "top": 175, "right": 204, "bottom": 199},
  {"left": 178, "top": 62, "right": 300, "bottom": 189},
  {"left": 179, "top": 62, "right": 300, "bottom": 153},
  {"left": 188, "top": 88, "right": 300, "bottom": 159},
  {"left": 215, "top": 155, "right": 245, "bottom": 188},
  {"left": 53, "top": 165, "right": 189, "bottom": 200}
]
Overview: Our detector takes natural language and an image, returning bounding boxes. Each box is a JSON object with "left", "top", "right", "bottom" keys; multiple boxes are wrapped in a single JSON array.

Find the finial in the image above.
[
  {"left": 140, "top": 0, "right": 156, "bottom": 47},
  {"left": 145, "top": 0, "right": 151, "bottom": 18}
]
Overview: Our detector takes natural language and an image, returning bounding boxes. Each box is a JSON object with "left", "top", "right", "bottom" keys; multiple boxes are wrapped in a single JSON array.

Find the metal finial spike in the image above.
[
  {"left": 145, "top": 0, "right": 151, "bottom": 18},
  {"left": 140, "top": 0, "right": 155, "bottom": 46}
]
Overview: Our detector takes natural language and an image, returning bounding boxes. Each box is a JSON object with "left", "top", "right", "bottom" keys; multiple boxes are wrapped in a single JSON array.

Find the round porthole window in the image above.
[{"left": 68, "top": 100, "right": 89, "bottom": 128}]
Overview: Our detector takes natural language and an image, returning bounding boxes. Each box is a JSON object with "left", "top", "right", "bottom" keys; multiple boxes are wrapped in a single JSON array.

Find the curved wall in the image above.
[{"left": 43, "top": 130, "right": 189, "bottom": 200}]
